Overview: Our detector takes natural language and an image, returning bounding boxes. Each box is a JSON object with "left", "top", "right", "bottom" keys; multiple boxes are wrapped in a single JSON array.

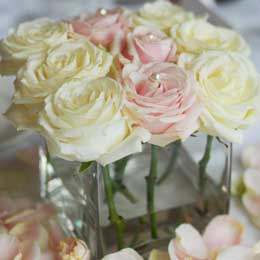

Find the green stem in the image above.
[
  {"left": 146, "top": 145, "right": 158, "bottom": 239},
  {"left": 103, "top": 165, "right": 125, "bottom": 249},
  {"left": 157, "top": 140, "right": 181, "bottom": 185},
  {"left": 112, "top": 181, "right": 138, "bottom": 203},
  {"left": 199, "top": 135, "right": 213, "bottom": 195},
  {"left": 112, "top": 156, "right": 138, "bottom": 203},
  {"left": 114, "top": 156, "right": 130, "bottom": 183}
]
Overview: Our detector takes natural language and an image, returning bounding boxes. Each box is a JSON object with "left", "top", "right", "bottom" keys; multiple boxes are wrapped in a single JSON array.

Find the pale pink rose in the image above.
[
  {"left": 123, "top": 62, "right": 202, "bottom": 146},
  {"left": 168, "top": 215, "right": 243, "bottom": 260},
  {"left": 122, "top": 26, "right": 176, "bottom": 64},
  {"left": 58, "top": 238, "right": 90, "bottom": 260},
  {"left": 72, "top": 8, "right": 128, "bottom": 48}
]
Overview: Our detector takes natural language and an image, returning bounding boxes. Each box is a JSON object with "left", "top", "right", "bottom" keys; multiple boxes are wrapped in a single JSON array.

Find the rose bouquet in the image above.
[{"left": 1, "top": 0, "right": 259, "bottom": 258}]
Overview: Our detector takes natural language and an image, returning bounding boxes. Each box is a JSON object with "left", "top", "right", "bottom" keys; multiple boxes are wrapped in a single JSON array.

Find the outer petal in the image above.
[
  {"left": 203, "top": 215, "right": 243, "bottom": 254},
  {"left": 97, "top": 127, "right": 151, "bottom": 165},
  {"left": 243, "top": 168, "right": 260, "bottom": 196},
  {"left": 19, "top": 241, "right": 41, "bottom": 260},
  {"left": 241, "top": 145, "right": 260, "bottom": 170},
  {"left": 101, "top": 248, "right": 144, "bottom": 260},
  {"left": 216, "top": 245, "right": 255, "bottom": 260},
  {"left": 169, "top": 224, "right": 208, "bottom": 260},
  {"left": 242, "top": 193, "right": 260, "bottom": 228},
  {"left": 0, "top": 234, "right": 20, "bottom": 260},
  {"left": 9, "top": 221, "right": 49, "bottom": 251}
]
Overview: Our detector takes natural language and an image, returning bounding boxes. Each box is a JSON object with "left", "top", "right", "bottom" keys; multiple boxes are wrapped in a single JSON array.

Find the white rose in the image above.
[
  {"left": 171, "top": 19, "right": 250, "bottom": 55},
  {"left": 131, "top": 0, "right": 194, "bottom": 33},
  {"left": 0, "top": 18, "right": 72, "bottom": 75},
  {"left": 39, "top": 77, "right": 150, "bottom": 165},
  {"left": 5, "top": 36, "right": 113, "bottom": 130},
  {"left": 179, "top": 51, "right": 260, "bottom": 143},
  {"left": 14, "top": 36, "right": 112, "bottom": 105}
]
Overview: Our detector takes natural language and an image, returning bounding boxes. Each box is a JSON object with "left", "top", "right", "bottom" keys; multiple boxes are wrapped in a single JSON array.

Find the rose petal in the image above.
[
  {"left": 101, "top": 248, "right": 143, "bottom": 260},
  {"left": 242, "top": 193, "right": 260, "bottom": 217},
  {"left": 241, "top": 145, "right": 260, "bottom": 170},
  {"left": 243, "top": 168, "right": 260, "bottom": 196},
  {"left": 0, "top": 234, "right": 20, "bottom": 260},
  {"left": 203, "top": 215, "right": 243, "bottom": 254},
  {"left": 19, "top": 241, "right": 41, "bottom": 260},
  {"left": 216, "top": 245, "right": 254, "bottom": 260},
  {"left": 9, "top": 221, "right": 49, "bottom": 251},
  {"left": 170, "top": 224, "right": 208, "bottom": 260}
]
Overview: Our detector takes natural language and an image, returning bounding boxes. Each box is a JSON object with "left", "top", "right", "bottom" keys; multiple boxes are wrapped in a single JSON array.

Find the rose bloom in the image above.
[
  {"left": 131, "top": 0, "right": 194, "bottom": 34},
  {"left": 122, "top": 26, "right": 176, "bottom": 64},
  {"left": 101, "top": 248, "right": 143, "bottom": 260},
  {"left": 58, "top": 238, "right": 90, "bottom": 260},
  {"left": 5, "top": 35, "right": 112, "bottom": 130},
  {"left": 171, "top": 19, "right": 250, "bottom": 55},
  {"left": 39, "top": 77, "right": 150, "bottom": 165},
  {"left": 123, "top": 62, "right": 202, "bottom": 146},
  {"left": 179, "top": 51, "right": 260, "bottom": 143},
  {"left": 0, "top": 18, "right": 72, "bottom": 75},
  {"left": 168, "top": 215, "right": 243, "bottom": 260},
  {"left": 72, "top": 8, "right": 129, "bottom": 48}
]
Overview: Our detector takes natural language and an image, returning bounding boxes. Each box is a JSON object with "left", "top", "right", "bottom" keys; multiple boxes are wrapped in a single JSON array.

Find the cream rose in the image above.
[
  {"left": 179, "top": 51, "right": 260, "bottom": 143},
  {"left": 39, "top": 77, "right": 150, "bottom": 165},
  {"left": 13, "top": 36, "right": 112, "bottom": 105},
  {"left": 0, "top": 18, "right": 72, "bottom": 75},
  {"left": 131, "top": 0, "right": 194, "bottom": 34},
  {"left": 171, "top": 19, "right": 250, "bottom": 55},
  {"left": 123, "top": 62, "right": 202, "bottom": 146}
]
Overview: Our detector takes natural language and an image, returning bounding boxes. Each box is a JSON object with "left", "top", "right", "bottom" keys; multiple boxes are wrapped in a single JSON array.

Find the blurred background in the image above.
[{"left": 0, "top": 0, "right": 260, "bottom": 243}]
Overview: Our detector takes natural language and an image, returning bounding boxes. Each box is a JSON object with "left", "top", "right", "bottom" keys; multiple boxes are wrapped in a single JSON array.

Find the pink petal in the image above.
[
  {"left": 169, "top": 224, "right": 208, "bottom": 260},
  {"left": 242, "top": 193, "right": 260, "bottom": 217},
  {"left": 0, "top": 234, "right": 19, "bottom": 260},
  {"left": 101, "top": 248, "right": 143, "bottom": 260},
  {"left": 243, "top": 168, "right": 260, "bottom": 196},
  {"left": 216, "top": 245, "right": 254, "bottom": 260},
  {"left": 9, "top": 221, "right": 49, "bottom": 251},
  {"left": 0, "top": 197, "right": 16, "bottom": 220},
  {"left": 40, "top": 250, "right": 59, "bottom": 260},
  {"left": 203, "top": 215, "right": 243, "bottom": 254},
  {"left": 19, "top": 241, "right": 41, "bottom": 260},
  {"left": 48, "top": 220, "right": 64, "bottom": 250},
  {"left": 4, "top": 209, "right": 36, "bottom": 230}
]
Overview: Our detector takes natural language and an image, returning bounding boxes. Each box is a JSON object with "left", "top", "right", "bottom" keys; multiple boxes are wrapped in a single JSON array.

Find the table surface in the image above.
[{"left": 0, "top": 0, "right": 259, "bottom": 245}]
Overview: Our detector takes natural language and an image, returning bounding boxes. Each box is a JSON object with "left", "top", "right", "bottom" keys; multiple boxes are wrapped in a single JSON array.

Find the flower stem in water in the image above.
[
  {"left": 146, "top": 145, "right": 158, "bottom": 239},
  {"left": 103, "top": 165, "right": 125, "bottom": 250}
]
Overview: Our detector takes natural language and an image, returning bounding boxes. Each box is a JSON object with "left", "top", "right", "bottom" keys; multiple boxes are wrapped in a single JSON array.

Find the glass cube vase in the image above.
[{"left": 40, "top": 133, "right": 232, "bottom": 259}]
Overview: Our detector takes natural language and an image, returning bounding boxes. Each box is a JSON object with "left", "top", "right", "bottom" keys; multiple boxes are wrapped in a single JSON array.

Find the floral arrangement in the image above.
[
  {"left": 1, "top": 0, "right": 259, "bottom": 166},
  {"left": 1, "top": 0, "right": 260, "bottom": 258}
]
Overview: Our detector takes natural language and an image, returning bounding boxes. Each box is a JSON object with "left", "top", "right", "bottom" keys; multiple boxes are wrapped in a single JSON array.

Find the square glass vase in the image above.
[{"left": 40, "top": 133, "right": 232, "bottom": 259}]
